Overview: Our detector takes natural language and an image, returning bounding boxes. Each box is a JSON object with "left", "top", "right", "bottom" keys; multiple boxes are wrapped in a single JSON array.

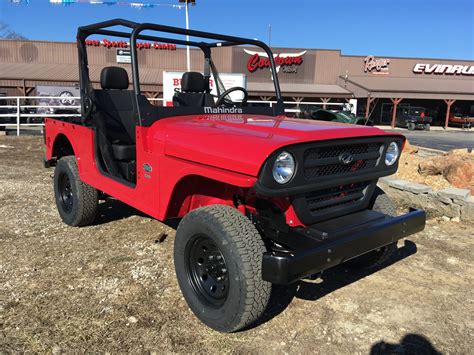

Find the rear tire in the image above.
[
  {"left": 345, "top": 188, "right": 397, "bottom": 269},
  {"left": 424, "top": 124, "right": 430, "bottom": 131},
  {"left": 54, "top": 155, "right": 98, "bottom": 227},
  {"left": 174, "top": 205, "right": 271, "bottom": 332}
]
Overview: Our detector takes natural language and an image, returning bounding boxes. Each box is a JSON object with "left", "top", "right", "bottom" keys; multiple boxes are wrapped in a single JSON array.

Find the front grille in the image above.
[
  {"left": 304, "top": 143, "right": 381, "bottom": 180},
  {"left": 305, "top": 181, "right": 370, "bottom": 212}
]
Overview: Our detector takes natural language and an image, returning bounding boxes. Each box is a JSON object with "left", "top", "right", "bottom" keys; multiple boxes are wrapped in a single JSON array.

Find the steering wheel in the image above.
[{"left": 215, "top": 87, "right": 248, "bottom": 107}]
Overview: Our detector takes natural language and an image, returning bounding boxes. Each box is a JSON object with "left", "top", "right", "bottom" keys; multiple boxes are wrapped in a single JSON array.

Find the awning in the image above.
[
  {"left": 343, "top": 76, "right": 474, "bottom": 100},
  {"left": 0, "top": 62, "right": 162, "bottom": 85},
  {"left": 248, "top": 82, "right": 352, "bottom": 98}
]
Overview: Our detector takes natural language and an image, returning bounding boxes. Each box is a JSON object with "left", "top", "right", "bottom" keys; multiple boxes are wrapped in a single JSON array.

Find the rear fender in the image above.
[{"left": 44, "top": 118, "right": 95, "bottom": 177}]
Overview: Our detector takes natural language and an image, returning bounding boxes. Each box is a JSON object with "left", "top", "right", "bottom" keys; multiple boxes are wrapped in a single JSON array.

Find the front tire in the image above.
[
  {"left": 174, "top": 205, "right": 271, "bottom": 332},
  {"left": 345, "top": 188, "right": 397, "bottom": 269},
  {"left": 407, "top": 122, "right": 416, "bottom": 131},
  {"left": 54, "top": 156, "right": 98, "bottom": 226}
]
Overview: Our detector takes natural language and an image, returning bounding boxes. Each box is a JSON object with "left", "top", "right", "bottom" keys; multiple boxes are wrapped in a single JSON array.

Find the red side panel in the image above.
[{"left": 44, "top": 119, "right": 257, "bottom": 221}]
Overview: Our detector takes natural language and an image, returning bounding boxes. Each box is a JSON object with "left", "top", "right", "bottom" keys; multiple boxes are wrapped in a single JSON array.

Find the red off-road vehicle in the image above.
[{"left": 43, "top": 19, "right": 426, "bottom": 332}]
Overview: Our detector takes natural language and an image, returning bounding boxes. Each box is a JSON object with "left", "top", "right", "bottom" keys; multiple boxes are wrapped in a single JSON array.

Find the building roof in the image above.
[
  {"left": 1, "top": 62, "right": 353, "bottom": 97},
  {"left": 0, "top": 62, "right": 162, "bottom": 85},
  {"left": 248, "top": 82, "right": 352, "bottom": 98}
]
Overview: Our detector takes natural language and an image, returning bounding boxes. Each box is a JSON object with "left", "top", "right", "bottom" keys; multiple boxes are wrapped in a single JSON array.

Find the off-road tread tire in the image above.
[
  {"left": 407, "top": 122, "right": 416, "bottom": 131},
  {"left": 54, "top": 155, "right": 98, "bottom": 227},
  {"left": 174, "top": 205, "right": 271, "bottom": 333},
  {"left": 346, "top": 187, "right": 397, "bottom": 269}
]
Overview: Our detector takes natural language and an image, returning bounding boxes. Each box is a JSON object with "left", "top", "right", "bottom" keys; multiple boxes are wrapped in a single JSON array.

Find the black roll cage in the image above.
[{"left": 77, "top": 18, "right": 285, "bottom": 125}]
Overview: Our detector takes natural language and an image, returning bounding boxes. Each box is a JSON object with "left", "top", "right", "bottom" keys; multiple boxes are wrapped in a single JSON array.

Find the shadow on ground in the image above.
[
  {"left": 251, "top": 240, "right": 418, "bottom": 329},
  {"left": 370, "top": 333, "right": 442, "bottom": 354},
  {"left": 95, "top": 198, "right": 148, "bottom": 225}
]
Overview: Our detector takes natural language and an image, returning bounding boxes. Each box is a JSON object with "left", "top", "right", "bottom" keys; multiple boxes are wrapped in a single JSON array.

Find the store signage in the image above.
[
  {"left": 85, "top": 39, "right": 177, "bottom": 50},
  {"left": 413, "top": 63, "right": 474, "bottom": 76},
  {"left": 36, "top": 85, "right": 80, "bottom": 115},
  {"left": 116, "top": 49, "right": 131, "bottom": 64},
  {"left": 364, "top": 56, "right": 390, "bottom": 75},
  {"left": 243, "top": 49, "right": 306, "bottom": 73}
]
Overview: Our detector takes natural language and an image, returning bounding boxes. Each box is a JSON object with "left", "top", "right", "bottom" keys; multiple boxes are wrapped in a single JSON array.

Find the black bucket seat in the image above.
[
  {"left": 173, "top": 72, "right": 214, "bottom": 107},
  {"left": 93, "top": 66, "right": 136, "bottom": 179}
]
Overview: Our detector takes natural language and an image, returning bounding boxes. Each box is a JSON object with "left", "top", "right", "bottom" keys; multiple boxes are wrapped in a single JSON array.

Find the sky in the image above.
[{"left": 1, "top": 0, "right": 473, "bottom": 60}]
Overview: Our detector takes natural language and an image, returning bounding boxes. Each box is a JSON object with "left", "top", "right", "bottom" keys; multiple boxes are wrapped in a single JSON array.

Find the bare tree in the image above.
[{"left": 0, "top": 21, "right": 28, "bottom": 40}]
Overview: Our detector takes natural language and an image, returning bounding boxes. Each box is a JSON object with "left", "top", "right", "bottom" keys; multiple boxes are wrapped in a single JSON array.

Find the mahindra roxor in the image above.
[{"left": 43, "top": 19, "right": 426, "bottom": 333}]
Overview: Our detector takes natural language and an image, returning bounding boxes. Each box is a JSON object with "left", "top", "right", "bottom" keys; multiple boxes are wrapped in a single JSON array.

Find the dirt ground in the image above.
[{"left": 1, "top": 136, "right": 473, "bottom": 353}]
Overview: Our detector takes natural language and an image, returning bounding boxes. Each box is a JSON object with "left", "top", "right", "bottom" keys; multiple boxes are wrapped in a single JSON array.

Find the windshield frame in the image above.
[{"left": 77, "top": 19, "right": 285, "bottom": 125}]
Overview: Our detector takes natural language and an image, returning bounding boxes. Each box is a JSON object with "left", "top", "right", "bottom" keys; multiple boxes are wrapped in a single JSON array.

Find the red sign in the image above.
[
  {"left": 85, "top": 38, "right": 176, "bottom": 50},
  {"left": 243, "top": 49, "right": 306, "bottom": 73}
]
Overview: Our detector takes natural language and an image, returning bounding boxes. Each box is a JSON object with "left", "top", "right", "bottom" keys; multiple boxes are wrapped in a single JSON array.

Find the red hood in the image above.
[{"left": 152, "top": 114, "right": 401, "bottom": 176}]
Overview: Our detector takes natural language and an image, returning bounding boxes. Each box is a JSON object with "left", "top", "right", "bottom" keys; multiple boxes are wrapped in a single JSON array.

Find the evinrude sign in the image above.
[{"left": 413, "top": 63, "right": 474, "bottom": 76}]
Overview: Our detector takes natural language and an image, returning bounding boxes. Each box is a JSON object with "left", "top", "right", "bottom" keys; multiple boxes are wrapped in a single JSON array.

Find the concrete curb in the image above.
[{"left": 378, "top": 177, "right": 473, "bottom": 223}]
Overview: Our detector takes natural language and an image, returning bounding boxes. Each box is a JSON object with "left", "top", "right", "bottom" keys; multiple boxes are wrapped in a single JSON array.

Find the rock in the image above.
[
  {"left": 383, "top": 179, "right": 411, "bottom": 191},
  {"left": 418, "top": 151, "right": 474, "bottom": 193},
  {"left": 443, "top": 160, "right": 473, "bottom": 193},
  {"left": 451, "top": 217, "right": 460, "bottom": 223},
  {"left": 378, "top": 176, "right": 398, "bottom": 185},
  {"left": 128, "top": 316, "right": 138, "bottom": 324},
  {"left": 461, "top": 202, "right": 474, "bottom": 222},
  {"left": 438, "top": 188, "right": 470, "bottom": 201},
  {"left": 441, "top": 216, "right": 450, "bottom": 221},
  {"left": 454, "top": 195, "right": 474, "bottom": 206},
  {"left": 52, "top": 346, "right": 62, "bottom": 355},
  {"left": 402, "top": 182, "right": 432, "bottom": 194},
  {"left": 428, "top": 191, "right": 452, "bottom": 204},
  {"left": 418, "top": 156, "right": 446, "bottom": 176},
  {"left": 427, "top": 199, "right": 461, "bottom": 218}
]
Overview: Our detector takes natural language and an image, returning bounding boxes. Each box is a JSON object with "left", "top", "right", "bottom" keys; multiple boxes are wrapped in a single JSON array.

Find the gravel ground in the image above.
[{"left": 0, "top": 136, "right": 473, "bottom": 353}]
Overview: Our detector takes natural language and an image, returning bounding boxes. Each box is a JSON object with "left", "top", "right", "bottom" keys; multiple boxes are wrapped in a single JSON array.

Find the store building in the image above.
[{"left": 1, "top": 39, "right": 473, "bottom": 127}]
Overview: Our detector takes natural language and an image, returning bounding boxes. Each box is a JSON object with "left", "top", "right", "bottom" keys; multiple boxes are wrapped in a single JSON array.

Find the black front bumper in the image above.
[{"left": 262, "top": 208, "right": 425, "bottom": 284}]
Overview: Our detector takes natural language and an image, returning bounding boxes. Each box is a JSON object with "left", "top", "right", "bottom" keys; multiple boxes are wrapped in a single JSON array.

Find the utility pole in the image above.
[
  {"left": 268, "top": 24, "right": 272, "bottom": 47},
  {"left": 185, "top": 0, "right": 190, "bottom": 71},
  {"left": 179, "top": 0, "right": 195, "bottom": 72}
]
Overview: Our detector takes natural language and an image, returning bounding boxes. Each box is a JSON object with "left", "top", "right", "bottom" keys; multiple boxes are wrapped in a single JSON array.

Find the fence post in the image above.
[{"left": 16, "top": 97, "right": 20, "bottom": 136}]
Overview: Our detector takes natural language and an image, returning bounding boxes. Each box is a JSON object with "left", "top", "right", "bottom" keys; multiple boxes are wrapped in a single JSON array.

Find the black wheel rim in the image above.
[
  {"left": 59, "top": 172, "right": 73, "bottom": 213},
  {"left": 185, "top": 235, "right": 229, "bottom": 308}
]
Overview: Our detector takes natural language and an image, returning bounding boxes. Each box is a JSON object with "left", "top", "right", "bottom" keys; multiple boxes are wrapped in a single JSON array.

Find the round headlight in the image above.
[
  {"left": 272, "top": 151, "right": 295, "bottom": 184},
  {"left": 385, "top": 142, "right": 399, "bottom": 166}
]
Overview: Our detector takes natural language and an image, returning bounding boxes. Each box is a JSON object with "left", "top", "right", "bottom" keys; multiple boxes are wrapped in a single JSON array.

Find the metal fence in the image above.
[
  {"left": 0, "top": 96, "right": 347, "bottom": 136},
  {"left": 0, "top": 96, "right": 81, "bottom": 136}
]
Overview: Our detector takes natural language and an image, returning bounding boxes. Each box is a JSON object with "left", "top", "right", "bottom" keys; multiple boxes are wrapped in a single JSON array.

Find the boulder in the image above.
[
  {"left": 418, "top": 150, "right": 474, "bottom": 194},
  {"left": 443, "top": 160, "right": 473, "bottom": 193}
]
